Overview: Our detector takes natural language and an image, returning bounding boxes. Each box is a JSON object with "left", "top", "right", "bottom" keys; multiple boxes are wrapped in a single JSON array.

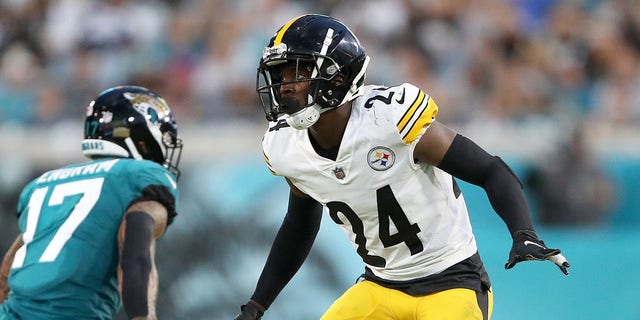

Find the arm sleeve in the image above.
[
  {"left": 120, "top": 211, "right": 155, "bottom": 318},
  {"left": 437, "top": 134, "right": 534, "bottom": 236},
  {"left": 250, "top": 190, "right": 323, "bottom": 309}
]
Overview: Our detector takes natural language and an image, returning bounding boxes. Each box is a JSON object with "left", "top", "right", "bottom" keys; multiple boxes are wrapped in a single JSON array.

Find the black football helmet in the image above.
[
  {"left": 83, "top": 85, "right": 183, "bottom": 179},
  {"left": 257, "top": 14, "right": 370, "bottom": 129}
]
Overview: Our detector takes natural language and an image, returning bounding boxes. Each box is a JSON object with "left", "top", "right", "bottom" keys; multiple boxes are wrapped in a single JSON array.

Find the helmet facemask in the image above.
[
  {"left": 257, "top": 54, "right": 338, "bottom": 129},
  {"left": 159, "top": 123, "right": 183, "bottom": 179},
  {"left": 256, "top": 16, "right": 370, "bottom": 129}
]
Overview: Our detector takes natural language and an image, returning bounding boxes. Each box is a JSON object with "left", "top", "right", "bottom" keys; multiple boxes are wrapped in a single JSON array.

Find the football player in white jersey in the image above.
[{"left": 235, "top": 14, "right": 570, "bottom": 320}]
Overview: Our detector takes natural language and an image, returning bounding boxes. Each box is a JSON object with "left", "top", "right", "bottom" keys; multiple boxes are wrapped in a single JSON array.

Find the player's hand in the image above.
[
  {"left": 505, "top": 230, "right": 571, "bottom": 275},
  {"left": 234, "top": 300, "right": 264, "bottom": 320}
]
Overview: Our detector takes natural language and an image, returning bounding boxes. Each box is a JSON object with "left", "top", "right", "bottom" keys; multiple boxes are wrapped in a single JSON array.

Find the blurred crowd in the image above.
[
  {"left": 0, "top": 2, "right": 636, "bottom": 317},
  {"left": 0, "top": 0, "right": 636, "bottom": 231},
  {"left": 1, "top": 0, "right": 639, "bottom": 127}
]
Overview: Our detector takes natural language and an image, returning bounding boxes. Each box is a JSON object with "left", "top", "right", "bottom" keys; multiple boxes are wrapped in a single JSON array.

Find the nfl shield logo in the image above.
[{"left": 333, "top": 167, "right": 346, "bottom": 180}]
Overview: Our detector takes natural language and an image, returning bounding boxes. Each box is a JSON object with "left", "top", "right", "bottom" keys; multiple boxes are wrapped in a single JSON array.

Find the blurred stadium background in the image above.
[{"left": 0, "top": 0, "right": 639, "bottom": 319}]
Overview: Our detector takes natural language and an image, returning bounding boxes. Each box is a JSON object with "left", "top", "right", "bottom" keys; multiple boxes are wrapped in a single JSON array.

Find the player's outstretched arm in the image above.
[
  {"left": 0, "top": 235, "right": 22, "bottom": 303},
  {"left": 235, "top": 182, "right": 323, "bottom": 319},
  {"left": 118, "top": 200, "right": 168, "bottom": 320},
  {"left": 415, "top": 121, "right": 571, "bottom": 275}
]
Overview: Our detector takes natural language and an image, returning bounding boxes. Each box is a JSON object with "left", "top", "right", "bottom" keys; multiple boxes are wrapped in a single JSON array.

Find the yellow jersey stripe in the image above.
[
  {"left": 402, "top": 97, "right": 439, "bottom": 144},
  {"left": 397, "top": 90, "right": 426, "bottom": 134},
  {"left": 274, "top": 15, "right": 305, "bottom": 46},
  {"left": 263, "top": 151, "right": 277, "bottom": 175}
]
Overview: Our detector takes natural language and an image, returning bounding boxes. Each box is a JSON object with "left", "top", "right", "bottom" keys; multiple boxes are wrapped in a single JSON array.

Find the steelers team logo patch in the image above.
[{"left": 367, "top": 146, "right": 395, "bottom": 171}]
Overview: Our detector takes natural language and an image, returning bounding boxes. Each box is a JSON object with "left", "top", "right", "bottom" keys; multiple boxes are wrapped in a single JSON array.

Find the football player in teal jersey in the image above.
[
  {"left": 235, "top": 14, "right": 570, "bottom": 320},
  {"left": 0, "top": 85, "right": 183, "bottom": 320}
]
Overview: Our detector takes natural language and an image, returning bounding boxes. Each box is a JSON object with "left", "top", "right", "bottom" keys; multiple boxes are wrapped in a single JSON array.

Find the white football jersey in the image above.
[{"left": 262, "top": 83, "right": 478, "bottom": 281}]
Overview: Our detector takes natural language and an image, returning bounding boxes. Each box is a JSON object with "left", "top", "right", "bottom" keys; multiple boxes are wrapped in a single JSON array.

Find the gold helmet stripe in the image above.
[{"left": 274, "top": 15, "right": 306, "bottom": 46}]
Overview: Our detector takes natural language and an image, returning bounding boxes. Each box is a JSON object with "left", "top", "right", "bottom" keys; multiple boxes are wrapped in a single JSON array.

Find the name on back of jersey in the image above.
[{"left": 36, "top": 159, "right": 119, "bottom": 184}]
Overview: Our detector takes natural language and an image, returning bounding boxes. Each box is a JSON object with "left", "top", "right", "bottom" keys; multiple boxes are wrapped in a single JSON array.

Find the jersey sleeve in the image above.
[
  {"left": 127, "top": 161, "right": 180, "bottom": 223},
  {"left": 392, "top": 83, "right": 439, "bottom": 144},
  {"left": 262, "top": 148, "right": 279, "bottom": 176},
  {"left": 16, "top": 180, "right": 38, "bottom": 218},
  {"left": 262, "top": 129, "right": 283, "bottom": 177}
]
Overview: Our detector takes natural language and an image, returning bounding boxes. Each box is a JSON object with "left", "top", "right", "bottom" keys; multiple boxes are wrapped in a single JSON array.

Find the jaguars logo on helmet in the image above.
[{"left": 83, "top": 85, "right": 183, "bottom": 179}]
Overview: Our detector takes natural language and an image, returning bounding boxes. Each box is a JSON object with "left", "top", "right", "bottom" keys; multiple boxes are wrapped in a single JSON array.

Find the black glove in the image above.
[
  {"left": 505, "top": 230, "right": 571, "bottom": 275},
  {"left": 234, "top": 301, "right": 264, "bottom": 320}
]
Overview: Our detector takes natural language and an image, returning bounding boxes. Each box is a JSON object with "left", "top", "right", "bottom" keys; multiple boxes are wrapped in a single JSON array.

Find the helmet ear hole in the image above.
[
  {"left": 136, "top": 140, "right": 149, "bottom": 156},
  {"left": 332, "top": 74, "right": 345, "bottom": 86}
]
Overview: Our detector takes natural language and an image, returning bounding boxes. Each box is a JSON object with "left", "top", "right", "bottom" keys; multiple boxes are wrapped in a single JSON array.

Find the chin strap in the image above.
[
  {"left": 124, "top": 137, "right": 143, "bottom": 160},
  {"left": 285, "top": 104, "right": 321, "bottom": 130}
]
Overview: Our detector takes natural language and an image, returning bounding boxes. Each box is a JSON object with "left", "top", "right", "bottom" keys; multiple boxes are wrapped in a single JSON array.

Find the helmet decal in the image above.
[
  {"left": 257, "top": 14, "right": 369, "bottom": 128},
  {"left": 86, "top": 101, "right": 94, "bottom": 116},
  {"left": 273, "top": 15, "right": 306, "bottom": 46},
  {"left": 82, "top": 85, "right": 183, "bottom": 179},
  {"left": 263, "top": 43, "right": 288, "bottom": 62},
  {"left": 101, "top": 111, "right": 113, "bottom": 124},
  {"left": 124, "top": 92, "right": 170, "bottom": 124},
  {"left": 311, "top": 27, "right": 334, "bottom": 79}
]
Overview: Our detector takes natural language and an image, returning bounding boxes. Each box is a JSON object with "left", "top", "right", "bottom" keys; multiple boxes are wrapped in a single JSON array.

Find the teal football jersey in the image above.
[{"left": 0, "top": 158, "right": 178, "bottom": 320}]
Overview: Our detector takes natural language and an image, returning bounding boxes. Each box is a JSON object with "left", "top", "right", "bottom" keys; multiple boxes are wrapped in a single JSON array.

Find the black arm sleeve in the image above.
[
  {"left": 437, "top": 134, "right": 534, "bottom": 236},
  {"left": 120, "top": 211, "right": 154, "bottom": 318},
  {"left": 250, "top": 190, "right": 323, "bottom": 309}
]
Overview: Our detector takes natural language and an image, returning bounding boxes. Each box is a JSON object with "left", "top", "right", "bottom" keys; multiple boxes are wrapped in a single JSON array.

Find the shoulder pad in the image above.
[
  {"left": 128, "top": 184, "right": 177, "bottom": 225},
  {"left": 357, "top": 84, "right": 439, "bottom": 144},
  {"left": 393, "top": 83, "right": 439, "bottom": 144}
]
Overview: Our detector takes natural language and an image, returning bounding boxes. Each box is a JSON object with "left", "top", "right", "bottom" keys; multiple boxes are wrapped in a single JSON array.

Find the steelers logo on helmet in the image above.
[
  {"left": 256, "top": 14, "right": 370, "bottom": 128},
  {"left": 367, "top": 146, "right": 395, "bottom": 171}
]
